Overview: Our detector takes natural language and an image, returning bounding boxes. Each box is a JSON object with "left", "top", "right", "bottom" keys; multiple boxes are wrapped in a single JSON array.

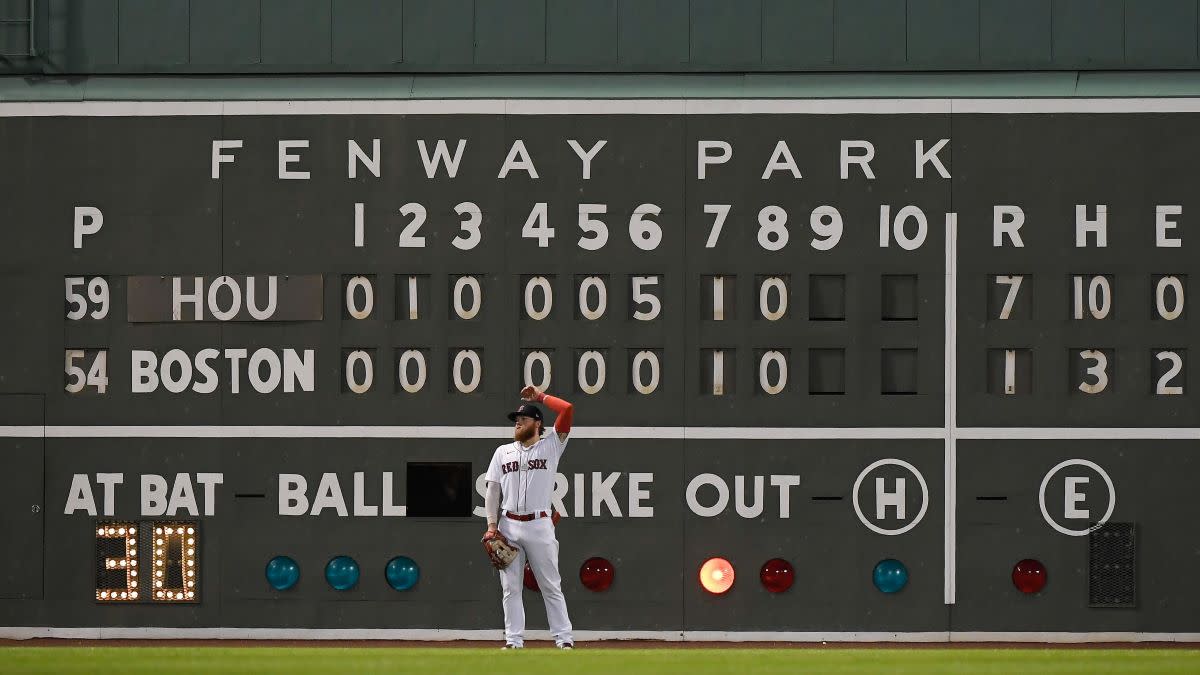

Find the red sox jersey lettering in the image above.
[{"left": 485, "top": 431, "right": 567, "bottom": 514}]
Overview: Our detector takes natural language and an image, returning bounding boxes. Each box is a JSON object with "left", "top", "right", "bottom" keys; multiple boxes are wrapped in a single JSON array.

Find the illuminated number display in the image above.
[
  {"left": 151, "top": 523, "right": 199, "bottom": 602},
  {"left": 94, "top": 523, "right": 138, "bottom": 602},
  {"left": 94, "top": 521, "right": 198, "bottom": 603}
]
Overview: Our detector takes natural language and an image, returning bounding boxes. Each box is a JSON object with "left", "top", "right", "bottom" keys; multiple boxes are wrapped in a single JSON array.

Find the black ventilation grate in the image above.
[{"left": 1089, "top": 522, "right": 1137, "bottom": 608}]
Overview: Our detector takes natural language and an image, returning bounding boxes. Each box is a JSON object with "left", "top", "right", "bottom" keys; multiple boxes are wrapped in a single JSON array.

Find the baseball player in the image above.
[{"left": 483, "top": 385, "right": 574, "bottom": 650}]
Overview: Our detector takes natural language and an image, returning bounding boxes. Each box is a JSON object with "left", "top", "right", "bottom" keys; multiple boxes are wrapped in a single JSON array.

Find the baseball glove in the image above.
[{"left": 481, "top": 530, "right": 519, "bottom": 570}]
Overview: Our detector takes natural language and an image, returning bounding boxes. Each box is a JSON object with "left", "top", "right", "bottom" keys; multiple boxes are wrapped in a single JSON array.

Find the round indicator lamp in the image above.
[
  {"left": 324, "top": 555, "right": 360, "bottom": 591},
  {"left": 1012, "top": 558, "right": 1047, "bottom": 594},
  {"left": 699, "top": 557, "right": 735, "bottom": 594},
  {"left": 580, "top": 557, "right": 615, "bottom": 592},
  {"left": 873, "top": 558, "right": 908, "bottom": 594},
  {"left": 265, "top": 555, "right": 300, "bottom": 591},
  {"left": 385, "top": 556, "right": 420, "bottom": 591},
  {"left": 759, "top": 558, "right": 795, "bottom": 593}
]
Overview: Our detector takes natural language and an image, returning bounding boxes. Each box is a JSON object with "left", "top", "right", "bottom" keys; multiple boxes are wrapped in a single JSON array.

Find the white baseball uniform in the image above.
[{"left": 485, "top": 430, "right": 572, "bottom": 648}]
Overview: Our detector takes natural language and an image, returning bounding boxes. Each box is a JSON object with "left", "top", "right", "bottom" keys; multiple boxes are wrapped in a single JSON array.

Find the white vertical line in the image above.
[
  {"left": 713, "top": 276, "right": 724, "bottom": 321},
  {"left": 1004, "top": 349, "right": 1016, "bottom": 394},
  {"left": 408, "top": 276, "right": 418, "bottom": 320},
  {"left": 713, "top": 350, "right": 725, "bottom": 396},
  {"left": 944, "top": 212, "right": 958, "bottom": 605}
]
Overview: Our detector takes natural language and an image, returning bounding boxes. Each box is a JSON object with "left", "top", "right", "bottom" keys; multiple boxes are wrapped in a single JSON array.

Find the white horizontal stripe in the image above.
[
  {"left": 3, "top": 425, "right": 1200, "bottom": 440},
  {"left": 1, "top": 627, "right": 1197, "bottom": 642},
  {"left": 950, "top": 98, "right": 1200, "bottom": 114},
  {"left": 957, "top": 427, "right": 1200, "bottom": 440},
  {"left": 0, "top": 426, "right": 43, "bottom": 438},
  {"left": 5, "top": 98, "right": 1200, "bottom": 117}
]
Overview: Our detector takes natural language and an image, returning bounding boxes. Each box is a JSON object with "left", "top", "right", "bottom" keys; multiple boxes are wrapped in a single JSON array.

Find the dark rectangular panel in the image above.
[
  {"left": 117, "top": 0, "right": 188, "bottom": 66},
  {"left": 0, "top": 275, "right": 53, "bottom": 392},
  {"left": 762, "top": 0, "right": 833, "bottom": 66},
  {"left": 402, "top": 0, "right": 473, "bottom": 66},
  {"left": 0, "top": 395, "right": 43, "bottom": 599},
  {"left": 1125, "top": 0, "right": 1197, "bottom": 67},
  {"left": 332, "top": 0, "right": 404, "bottom": 66},
  {"left": 907, "top": 0, "right": 979, "bottom": 66},
  {"left": 691, "top": 0, "right": 761, "bottom": 66},
  {"left": 547, "top": 0, "right": 616, "bottom": 66},
  {"left": 261, "top": 0, "right": 332, "bottom": 65},
  {"left": 1090, "top": 522, "right": 1137, "bottom": 607},
  {"left": 833, "top": 0, "right": 906, "bottom": 67},
  {"left": 474, "top": 0, "right": 546, "bottom": 66},
  {"left": 126, "top": 275, "right": 325, "bottom": 323},
  {"left": 1051, "top": 0, "right": 1124, "bottom": 68},
  {"left": 979, "top": 0, "right": 1050, "bottom": 67},
  {"left": 190, "top": 0, "right": 260, "bottom": 65},
  {"left": 406, "top": 462, "right": 472, "bottom": 517},
  {"left": 618, "top": 0, "right": 689, "bottom": 66}
]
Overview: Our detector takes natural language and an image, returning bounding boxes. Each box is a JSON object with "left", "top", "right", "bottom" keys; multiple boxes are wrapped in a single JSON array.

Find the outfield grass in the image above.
[{"left": 1, "top": 647, "right": 1199, "bottom": 675}]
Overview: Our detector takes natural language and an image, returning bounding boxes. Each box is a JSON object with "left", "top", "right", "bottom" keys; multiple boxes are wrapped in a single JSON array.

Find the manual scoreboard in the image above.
[{"left": 0, "top": 100, "right": 1197, "bottom": 636}]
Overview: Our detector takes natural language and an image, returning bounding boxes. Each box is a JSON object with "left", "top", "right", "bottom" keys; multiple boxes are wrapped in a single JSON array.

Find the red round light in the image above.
[
  {"left": 1012, "top": 558, "right": 1047, "bottom": 594},
  {"left": 523, "top": 563, "right": 540, "bottom": 593},
  {"left": 579, "top": 557, "right": 615, "bottom": 592},
  {"left": 759, "top": 558, "right": 794, "bottom": 593},
  {"left": 699, "top": 557, "right": 735, "bottom": 594}
]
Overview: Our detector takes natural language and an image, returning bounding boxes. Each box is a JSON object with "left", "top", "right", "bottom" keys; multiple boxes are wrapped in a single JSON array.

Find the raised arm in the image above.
[{"left": 520, "top": 385, "right": 573, "bottom": 441}]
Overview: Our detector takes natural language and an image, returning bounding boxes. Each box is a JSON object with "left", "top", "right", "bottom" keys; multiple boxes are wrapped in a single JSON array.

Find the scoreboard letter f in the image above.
[{"left": 212, "top": 139, "right": 243, "bottom": 179}]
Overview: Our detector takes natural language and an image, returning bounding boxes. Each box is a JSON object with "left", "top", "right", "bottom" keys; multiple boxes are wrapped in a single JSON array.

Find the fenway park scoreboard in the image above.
[{"left": 1, "top": 99, "right": 1198, "bottom": 638}]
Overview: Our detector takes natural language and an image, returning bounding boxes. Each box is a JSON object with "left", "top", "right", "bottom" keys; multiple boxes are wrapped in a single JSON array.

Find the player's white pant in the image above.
[{"left": 496, "top": 517, "right": 573, "bottom": 647}]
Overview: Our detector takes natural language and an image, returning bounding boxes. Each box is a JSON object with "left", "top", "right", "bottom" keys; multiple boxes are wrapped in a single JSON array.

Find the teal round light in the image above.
[
  {"left": 385, "top": 556, "right": 420, "bottom": 591},
  {"left": 325, "top": 555, "right": 360, "bottom": 591},
  {"left": 873, "top": 558, "right": 909, "bottom": 593},
  {"left": 265, "top": 555, "right": 300, "bottom": 591}
]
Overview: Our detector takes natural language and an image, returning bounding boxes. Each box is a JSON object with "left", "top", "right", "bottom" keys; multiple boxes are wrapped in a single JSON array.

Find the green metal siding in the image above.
[
  {"left": 1052, "top": 0, "right": 1124, "bottom": 68},
  {"left": 761, "top": 0, "right": 834, "bottom": 67},
  {"left": 333, "top": 0, "right": 404, "bottom": 66},
  {"left": 9, "top": 0, "right": 1200, "bottom": 75},
  {"left": 261, "top": 0, "right": 331, "bottom": 66},
  {"left": 475, "top": 0, "right": 545, "bottom": 66},
  {"left": 190, "top": 0, "right": 259, "bottom": 65},
  {"left": 403, "top": 0, "right": 472, "bottom": 66},
  {"left": 691, "top": 0, "right": 760, "bottom": 66},
  {"left": 618, "top": 0, "right": 689, "bottom": 66},
  {"left": 908, "top": 0, "right": 978, "bottom": 66},
  {"left": 979, "top": 0, "right": 1051, "bottom": 67},
  {"left": 1124, "top": 0, "right": 1197, "bottom": 67},
  {"left": 547, "top": 0, "right": 616, "bottom": 66}
]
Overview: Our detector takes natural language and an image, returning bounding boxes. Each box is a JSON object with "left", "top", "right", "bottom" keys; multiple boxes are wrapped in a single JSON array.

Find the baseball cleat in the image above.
[
  {"left": 558, "top": 642, "right": 574, "bottom": 650},
  {"left": 502, "top": 644, "right": 523, "bottom": 650}
]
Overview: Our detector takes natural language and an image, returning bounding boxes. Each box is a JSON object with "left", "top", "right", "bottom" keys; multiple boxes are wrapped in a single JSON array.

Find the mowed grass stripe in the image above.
[{"left": 0, "top": 647, "right": 1198, "bottom": 675}]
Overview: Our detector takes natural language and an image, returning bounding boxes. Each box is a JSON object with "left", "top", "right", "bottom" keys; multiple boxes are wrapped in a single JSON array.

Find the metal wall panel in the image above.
[
  {"left": 908, "top": 0, "right": 979, "bottom": 66},
  {"left": 117, "top": 0, "right": 188, "bottom": 67},
  {"left": 402, "top": 0, "right": 473, "bottom": 66},
  {"left": 0, "top": 396, "right": 43, "bottom": 599},
  {"left": 617, "top": 0, "right": 689, "bottom": 66},
  {"left": 474, "top": 0, "right": 545, "bottom": 66},
  {"left": 691, "top": 0, "right": 761, "bottom": 66},
  {"left": 1124, "top": 0, "right": 1198, "bottom": 68},
  {"left": 979, "top": 0, "right": 1052, "bottom": 68},
  {"left": 261, "top": 0, "right": 332, "bottom": 66},
  {"left": 189, "top": 0, "right": 260, "bottom": 65},
  {"left": 15, "top": 0, "right": 1200, "bottom": 74},
  {"left": 834, "top": 0, "right": 907, "bottom": 67},
  {"left": 1052, "top": 0, "right": 1125, "bottom": 69},
  {"left": 547, "top": 0, "right": 616, "bottom": 66},
  {"left": 332, "top": 0, "right": 404, "bottom": 66},
  {"left": 761, "top": 0, "right": 834, "bottom": 67}
]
